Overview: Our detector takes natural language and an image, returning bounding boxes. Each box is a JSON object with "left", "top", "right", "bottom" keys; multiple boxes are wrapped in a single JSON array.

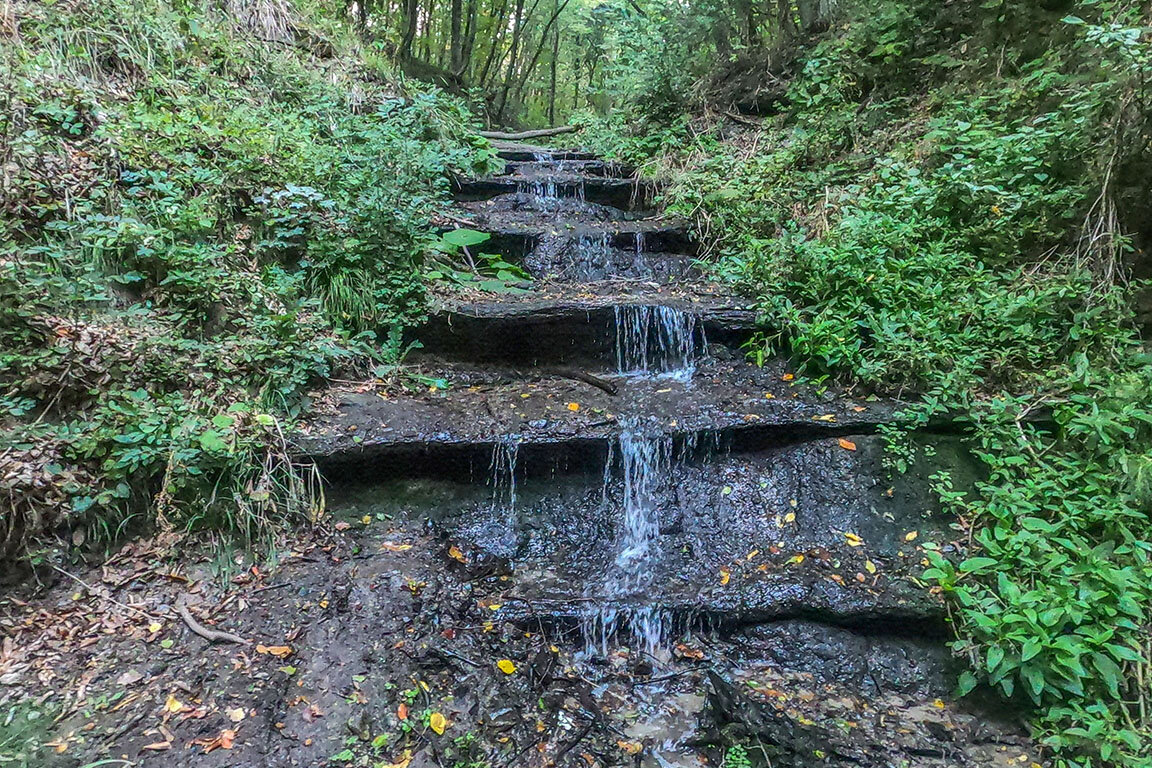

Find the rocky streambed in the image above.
[{"left": 0, "top": 142, "right": 1040, "bottom": 768}]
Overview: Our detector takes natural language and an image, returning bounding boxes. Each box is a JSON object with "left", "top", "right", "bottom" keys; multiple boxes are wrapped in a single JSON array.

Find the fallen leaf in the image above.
[
  {"left": 447, "top": 545, "right": 467, "bottom": 563},
  {"left": 843, "top": 532, "right": 864, "bottom": 547},
  {"left": 763, "top": 392, "right": 775, "bottom": 399},
  {"left": 278, "top": 665, "right": 297, "bottom": 676},
  {"left": 617, "top": 740, "right": 643, "bottom": 755},
  {"left": 164, "top": 695, "right": 184, "bottom": 714},
  {"left": 905, "top": 531, "right": 919, "bottom": 542},
  {"left": 334, "top": 521, "right": 351, "bottom": 531},
  {"left": 719, "top": 569, "right": 731, "bottom": 586},
  {"left": 721, "top": 486, "right": 733, "bottom": 496},
  {"left": 429, "top": 712, "right": 447, "bottom": 734},
  {"left": 783, "top": 511, "right": 796, "bottom": 524},
  {"left": 140, "top": 741, "right": 170, "bottom": 751},
  {"left": 567, "top": 402, "right": 580, "bottom": 411},
  {"left": 813, "top": 414, "right": 837, "bottom": 422},
  {"left": 933, "top": 699, "right": 946, "bottom": 709},
  {"left": 787, "top": 554, "right": 805, "bottom": 565},
  {"left": 397, "top": 703, "right": 409, "bottom": 721},
  {"left": 497, "top": 659, "right": 517, "bottom": 674},
  {"left": 381, "top": 542, "right": 413, "bottom": 552},
  {"left": 781, "top": 373, "right": 794, "bottom": 381},
  {"left": 227, "top": 708, "right": 246, "bottom": 723},
  {"left": 865, "top": 560, "right": 877, "bottom": 574},
  {"left": 361, "top": 515, "right": 372, "bottom": 525},
  {"left": 116, "top": 670, "right": 144, "bottom": 686},
  {"left": 256, "top": 645, "right": 293, "bottom": 659},
  {"left": 148, "top": 622, "right": 162, "bottom": 633},
  {"left": 838, "top": 438, "right": 857, "bottom": 451},
  {"left": 674, "top": 643, "right": 705, "bottom": 660},
  {"left": 746, "top": 550, "right": 759, "bottom": 561}
]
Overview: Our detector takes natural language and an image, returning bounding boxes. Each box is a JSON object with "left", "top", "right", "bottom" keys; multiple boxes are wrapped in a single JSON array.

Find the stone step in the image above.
[
  {"left": 502, "top": 159, "right": 633, "bottom": 179},
  {"left": 322, "top": 433, "right": 968, "bottom": 632},
  {"left": 453, "top": 176, "right": 654, "bottom": 210},
  {"left": 526, "top": 248, "right": 696, "bottom": 283},
  {"left": 492, "top": 142, "right": 596, "bottom": 162},
  {"left": 297, "top": 356, "right": 897, "bottom": 463},
  {"left": 411, "top": 288, "right": 757, "bottom": 368}
]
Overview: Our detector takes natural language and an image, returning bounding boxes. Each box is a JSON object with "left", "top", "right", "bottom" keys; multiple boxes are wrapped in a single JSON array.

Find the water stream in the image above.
[{"left": 614, "top": 304, "right": 702, "bottom": 379}]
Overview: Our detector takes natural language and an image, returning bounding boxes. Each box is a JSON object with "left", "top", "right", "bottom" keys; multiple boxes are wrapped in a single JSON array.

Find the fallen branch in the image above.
[
  {"left": 539, "top": 366, "right": 619, "bottom": 396},
  {"left": 175, "top": 594, "right": 250, "bottom": 645},
  {"left": 479, "top": 125, "right": 579, "bottom": 140}
]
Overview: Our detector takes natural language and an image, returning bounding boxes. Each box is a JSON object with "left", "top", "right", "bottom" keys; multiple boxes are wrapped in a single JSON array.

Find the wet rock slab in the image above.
[
  {"left": 322, "top": 433, "right": 974, "bottom": 630},
  {"left": 297, "top": 357, "right": 901, "bottom": 461},
  {"left": 412, "top": 284, "right": 758, "bottom": 366}
]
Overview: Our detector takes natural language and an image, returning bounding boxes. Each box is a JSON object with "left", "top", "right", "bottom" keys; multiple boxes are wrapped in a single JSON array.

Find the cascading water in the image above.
[
  {"left": 488, "top": 436, "right": 520, "bottom": 512},
  {"left": 614, "top": 305, "right": 702, "bottom": 379},
  {"left": 583, "top": 423, "right": 674, "bottom": 655}
]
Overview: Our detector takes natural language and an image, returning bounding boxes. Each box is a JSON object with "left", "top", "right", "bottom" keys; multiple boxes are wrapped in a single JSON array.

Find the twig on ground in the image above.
[{"left": 175, "top": 594, "right": 250, "bottom": 645}]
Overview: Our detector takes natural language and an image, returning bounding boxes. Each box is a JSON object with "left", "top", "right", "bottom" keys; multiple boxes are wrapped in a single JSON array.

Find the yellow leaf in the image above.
[
  {"left": 567, "top": 402, "right": 580, "bottom": 412},
  {"left": 905, "top": 531, "right": 919, "bottom": 542},
  {"left": 787, "top": 554, "right": 805, "bottom": 565},
  {"left": 781, "top": 373, "right": 794, "bottom": 381},
  {"left": 719, "top": 569, "right": 731, "bottom": 586},
  {"left": 746, "top": 550, "right": 759, "bottom": 561},
  {"left": 933, "top": 699, "right": 946, "bottom": 709},
  {"left": 864, "top": 560, "right": 877, "bottom": 574},
  {"left": 448, "top": 545, "right": 467, "bottom": 563},
  {"left": 838, "top": 438, "right": 857, "bottom": 451},
  {"left": 783, "top": 512, "right": 796, "bottom": 524},
  {"left": 497, "top": 659, "right": 517, "bottom": 674},
  {"left": 763, "top": 392, "right": 775, "bottom": 399},
  {"left": 361, "top": 515, "right": 372, "bottom": 525},
  {"left": 429, "top": 712, "right": 447, "bottom": 735},
  {"left": 813, "top": 414, "right": 836, "bottom": 422},
  {"left": 381, "top": 542, "right": 413, "bottom": 552},
  {"left": 843, "top": 532, "right": 864, "bottom": 547},
  {"left": 164, "top": 695, "right": 184, "bottom": 714},
  {"left": 148, "top": 622, "right": 162, "bottom": 634},
  {"left": 226, "top": 708, "right": 246, "bottom": 723}
]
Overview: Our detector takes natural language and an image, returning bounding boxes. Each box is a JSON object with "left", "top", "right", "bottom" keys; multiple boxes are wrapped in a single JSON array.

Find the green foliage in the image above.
[
  {"left": 0, "top": 0, "right": 493, "bottom": 559},
  {"left": 602, "top": 0, "right": 1152, "bottom": 765}
]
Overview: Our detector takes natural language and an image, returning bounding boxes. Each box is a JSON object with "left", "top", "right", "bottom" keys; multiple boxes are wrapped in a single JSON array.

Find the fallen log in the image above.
[{"left": 478, "top": 125, "right": 579, "bottom": 141}]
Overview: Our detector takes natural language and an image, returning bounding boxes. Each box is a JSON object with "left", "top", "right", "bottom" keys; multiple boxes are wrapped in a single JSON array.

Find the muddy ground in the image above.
[{"left": 1, "top": 514, "right": 1039, "bottom": 768}]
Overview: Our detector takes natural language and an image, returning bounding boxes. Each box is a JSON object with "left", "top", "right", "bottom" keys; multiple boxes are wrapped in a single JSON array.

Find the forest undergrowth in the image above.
[
  {"left": 0, "top": 0, "right": 497, "bottom": 564},
  {"left": 579, "top": 0, "right": 1152, "bottom": 765}
]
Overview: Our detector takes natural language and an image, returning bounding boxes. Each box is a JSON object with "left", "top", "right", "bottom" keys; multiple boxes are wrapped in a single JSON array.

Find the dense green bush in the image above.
[{"left": 0, "top": 0, "right": 495, "bottom": 559}]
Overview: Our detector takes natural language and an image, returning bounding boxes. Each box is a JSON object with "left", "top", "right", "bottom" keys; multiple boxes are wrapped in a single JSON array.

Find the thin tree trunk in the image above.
[
  {"left": 478, "top": 0, "right": 509, "bottom": 87},
  {"left": 512, "top": 0, "right": 570, "bottom": 106},
  {"left": 495, "top": 0, "right": 535, "bottom": 121},
  {"left": 399, "top": 0, "right": 418, "bottom": 59},
  {"left": 547, "top": 20, "right": 558, "bottom": 125}
]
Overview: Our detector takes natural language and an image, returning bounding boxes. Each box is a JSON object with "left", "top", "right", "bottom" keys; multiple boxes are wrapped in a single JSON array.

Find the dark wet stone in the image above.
[
  {"left": 410, "top": 289, "right": 756, "bottom": 368},
  {"left": 296, "top": 357, "right": 898, "bottom": 461},
  {"left": 453, "top": 175, "right": 652, "bottom": 210},
  {"left": 322, "top": 433, "right": 974, "bottom": 631}
]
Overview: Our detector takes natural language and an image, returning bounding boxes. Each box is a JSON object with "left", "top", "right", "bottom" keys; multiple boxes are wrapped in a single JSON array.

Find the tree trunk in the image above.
[
  {"left": 547, "top": 20, "right": 558, "bottom": 126},
  {"left": 494, "top": 0, "right": 530, "bottom": 121},
  {"left": 459, "top": 0, "right": 479, "bottom": 76},
  {"left": 478, "top": 0, "right": 509, "bottom": 87},
  {"left": 399, "top": 0, "right": 418, "bottom": 59},
  {"left": 511, "top": 0, "right": 570, "bottom": 108}
]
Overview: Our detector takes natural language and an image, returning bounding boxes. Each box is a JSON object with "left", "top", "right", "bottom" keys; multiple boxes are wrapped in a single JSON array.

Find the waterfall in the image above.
[
  {"left": 582, "top": 424, "right": 673, "bottom": 655},
  {"left": 488, "top": 436, "right": 520, "bottom": 512},
  {"left": 614, "top": 305, "right": 702, "bottom": 379}
]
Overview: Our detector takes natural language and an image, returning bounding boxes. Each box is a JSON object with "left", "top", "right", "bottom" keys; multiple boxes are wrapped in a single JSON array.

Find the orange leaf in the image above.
[
  {"left": 256, "top": 645, "right": 293, "bottom": 659},
  {"left": 397, "top": 703, "right": 409, "bottom": 721},
  {"left": 838, "top": 438, "right": 857, "bottom": 451}
]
